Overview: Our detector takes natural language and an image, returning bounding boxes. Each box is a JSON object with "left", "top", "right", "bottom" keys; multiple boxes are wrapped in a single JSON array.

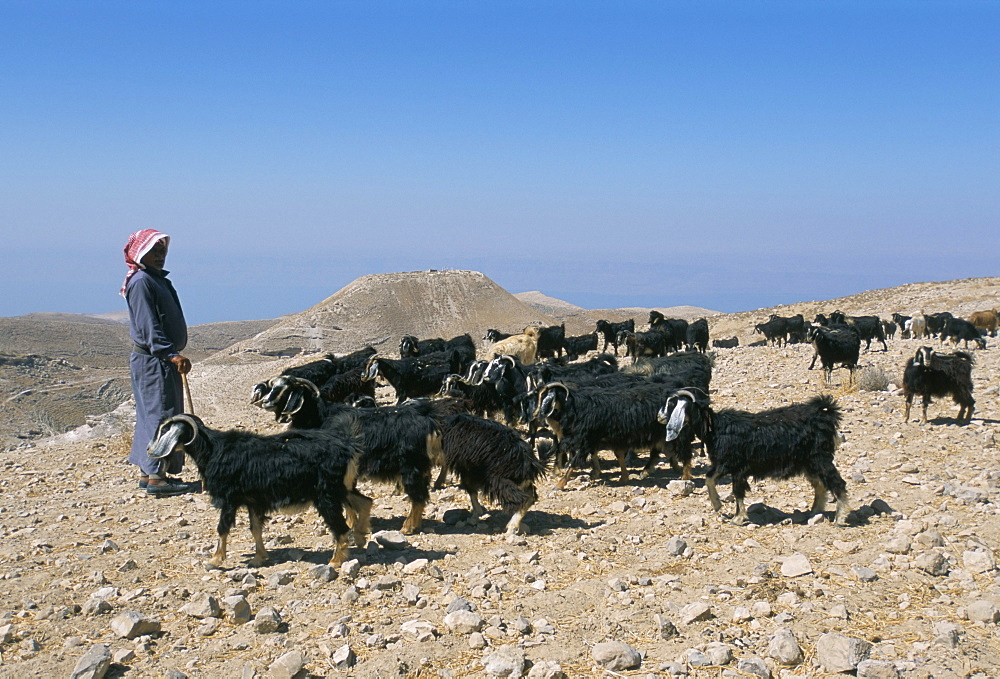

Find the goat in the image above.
[
  {"left": 649, "top": 313, "right": 688, "bottom": 353},
  {"left": 969, "top": 309, "right": 999, "bottom": 337},
  {"left": 363, "top": 351, "right": 464, "bottom": 404},
  {"left": 527, "top": 354, "right": 619, "bottom": 390},
  {"left": 910, "top": 312, "right": 927, "bottom": 339},
  {"left": 618, "top": 329, "right": 667, "bottom": 359},
  {"left": 712, "top": 336, "right": 739, "bottom": 349},
  {"left": 835, "top": 312, "right": 887, "bottom": 352},
  {"left": 660, "top": 391, "right": 849, "bottom": 525},
  {"left": 483, "top": 329, "right": 514, "bottom": 343},
  {"left": 531, "top": 324, "right": 566, "bottom": 360},
  {"left": 941, "top": 318, "right": 987, "bottom": 350},
  {"left": 902, "top": 346, "right": 975, "bottom": 423},
  {"left": 595, "top": 319, "right": 635, "bottom": 356},
  {"left": 753, "top": 317, "right": 788, "bottom": 347},
  {"left": 250, "top": 346, "right": 376, "bottom": 405},
  {"left": 562, "top": 332, "right": 599, "bottom": 360},
  {"left": 439, "top": 413, "right": 550, "bottom": 534},
  {"left": 925, "top": 312, "right": 954, "bottom": 338},
  {"left": 260, "top": 376, "right": 444, "bottom": 534},
  {"left": 489, "top": 327, "right": 539, "bottom": 365},
  {"left": 535, "top": 377, "right": 692, "bottom": 488},
  {"left": 807, "top": 325, "right": 861, "bottom": 383},
  {"left": 438, "top": 365, "right": 506, "bottom": 421},
  {"left": 881, "top": 320, "right": 897, "bottom": 340},
  {"left": 148, "top": 414, "right": 370, "bottom": 567},
  {"left": 685, "top": 318, "right": 710, "bottom": 353},
  {"left": 400, "top": 334, "right": 477, "bottom": 368},
  {"left": 319, "top": 365, "right": 376, "bottom": 403}
]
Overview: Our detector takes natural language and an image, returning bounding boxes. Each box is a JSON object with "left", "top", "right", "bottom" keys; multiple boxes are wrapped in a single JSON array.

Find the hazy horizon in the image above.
[{"left": 3, "top": 2, "right": 996, "bottom": 326}]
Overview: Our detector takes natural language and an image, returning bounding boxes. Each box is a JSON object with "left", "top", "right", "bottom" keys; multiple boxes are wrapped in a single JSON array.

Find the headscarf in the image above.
[{"left": 120, "top": 229, "right": 170, "bottom": 298}]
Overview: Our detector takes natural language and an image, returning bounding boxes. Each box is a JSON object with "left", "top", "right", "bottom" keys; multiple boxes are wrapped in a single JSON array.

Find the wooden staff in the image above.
[{"left": 181, "top": 372, "right": 196, "bottom": 415}]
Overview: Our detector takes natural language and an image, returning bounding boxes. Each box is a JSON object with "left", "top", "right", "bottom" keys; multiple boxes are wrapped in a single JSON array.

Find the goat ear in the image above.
[
  {"left": 663, "top": 398, "right": 689, "bottom": 442},
  {"left": 284, "top": 389, "right": 307, "bottom": 415},
  {"left": 148, "top": 421, "right": 187, "bottom": 459}
]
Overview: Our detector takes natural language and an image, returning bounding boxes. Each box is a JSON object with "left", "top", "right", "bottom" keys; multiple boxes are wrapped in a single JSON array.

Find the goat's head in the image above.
[
  {"left": 483, "top": 355, "right": 515, "bottom": 383},
  {"left": 148, "top": 414, "right": 202, "bottom": 459},
  {"left": 913, "top": 346, "right": 934, "bottom": 367},
  {"left": 346, "top": 393, "right": 377, "bottom": 409},
  {"left": 648, "top": 310, "right": 664, "bottom": 325},
  {"left": 537, "top": 382, "right": 570, "bottom": 420},
  {"left": 399, "top": 335, "right": 419, "bottom": 356},
  {"left": 250, "top": 380, "right": 272, "bottom": 406},
  {"left": 465, "top": 359, "right": 488, "bottom": 384},
  {"left": 658, "top": 389, "right": 710, "bottom": 442},
  {"left": 260, "top": 375, "right": 321, "bottom": 422},
  {"left": 361, "top": 356, "right": 382, "bottom": 382}
]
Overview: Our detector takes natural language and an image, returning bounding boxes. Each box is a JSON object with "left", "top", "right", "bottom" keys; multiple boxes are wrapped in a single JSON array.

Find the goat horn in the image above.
[
  {"left": 147, "top": 414, "right": 199, "bottom": 459},
  {"left": 286, "top": 376, "right": 321, "bottom": 397}
]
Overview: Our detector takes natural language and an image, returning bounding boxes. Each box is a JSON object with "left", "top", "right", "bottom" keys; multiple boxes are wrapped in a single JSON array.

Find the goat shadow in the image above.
[
  {"left": 926, "top": 415, "right": 979, "bottom": 426},
  {"left": 369, "top": 511, "right": 594, "bottom": 538},
  {"left": 236, "top": 544, "right": 452, "bottom": 569}
]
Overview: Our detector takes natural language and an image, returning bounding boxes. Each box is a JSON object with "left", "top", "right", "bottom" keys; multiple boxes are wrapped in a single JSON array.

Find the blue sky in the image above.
[{"left": 2, "top": 1, "right": 997, "bottom": 325}]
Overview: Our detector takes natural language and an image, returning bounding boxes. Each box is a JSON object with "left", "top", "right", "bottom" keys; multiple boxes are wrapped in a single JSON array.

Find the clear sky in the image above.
[{"left": 2, "top": 1, "right": 997, "bottom": 325}]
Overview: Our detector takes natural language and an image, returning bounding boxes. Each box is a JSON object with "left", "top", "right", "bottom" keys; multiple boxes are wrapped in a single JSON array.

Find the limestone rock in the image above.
[
  {"left": 816, "top": 632, "right": 873, "bottom": 673},
  {"left": 69, "top": 643, "right": 112, "bottom": 679},
  {"left": 591, "top": 640, "right": 642, "bottom": 671}
]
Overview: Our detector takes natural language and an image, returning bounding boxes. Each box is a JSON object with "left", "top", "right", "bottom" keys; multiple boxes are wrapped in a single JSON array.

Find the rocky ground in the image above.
[{"left": 1, "top": 277, "right": 999, "bottom": 678}]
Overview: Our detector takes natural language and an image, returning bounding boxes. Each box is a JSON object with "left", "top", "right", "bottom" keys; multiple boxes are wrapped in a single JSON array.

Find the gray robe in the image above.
[{"left": 126, "top": 268, "right": 188, "bottom": 475}]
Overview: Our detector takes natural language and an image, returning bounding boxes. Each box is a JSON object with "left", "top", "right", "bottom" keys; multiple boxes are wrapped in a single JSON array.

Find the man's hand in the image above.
[{"left": 169, "top": 354, "right": 192, "bottom": 374}]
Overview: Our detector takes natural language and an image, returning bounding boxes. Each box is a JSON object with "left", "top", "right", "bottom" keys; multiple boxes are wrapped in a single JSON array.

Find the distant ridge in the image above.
[{"left": 213, "top": 270, "right": 559, "bottom": 360}]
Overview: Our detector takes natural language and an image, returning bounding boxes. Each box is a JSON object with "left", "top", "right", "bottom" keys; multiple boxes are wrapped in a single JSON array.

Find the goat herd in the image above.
[{"left": 146, "top": 307, "right": 996, "bottom": 571}]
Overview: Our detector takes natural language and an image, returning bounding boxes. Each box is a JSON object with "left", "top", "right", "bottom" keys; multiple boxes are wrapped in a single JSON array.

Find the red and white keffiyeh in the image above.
[{"left": 119, "top": 229, "right": 170, "bottom": 298}]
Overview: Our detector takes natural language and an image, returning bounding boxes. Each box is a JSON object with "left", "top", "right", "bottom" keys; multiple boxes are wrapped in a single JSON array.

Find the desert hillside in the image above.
[{"left": 1, "top": 275, "right": 998, "bottom": 677}]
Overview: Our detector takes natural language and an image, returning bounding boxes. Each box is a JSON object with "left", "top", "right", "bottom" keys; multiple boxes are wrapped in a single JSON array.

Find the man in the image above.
[{"left": 121, "top": 229, "right": 199, "bottom": 496}]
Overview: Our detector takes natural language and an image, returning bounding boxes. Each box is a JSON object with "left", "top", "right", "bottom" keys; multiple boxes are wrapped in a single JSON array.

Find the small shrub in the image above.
[{"left": 857, "top": 367, "right": 890, "bottom": 392}]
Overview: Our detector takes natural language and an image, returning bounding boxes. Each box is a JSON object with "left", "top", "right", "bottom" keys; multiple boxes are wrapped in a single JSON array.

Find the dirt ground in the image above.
[{"left": 2, "top": 283, "right": 1000, "bottom": 677}]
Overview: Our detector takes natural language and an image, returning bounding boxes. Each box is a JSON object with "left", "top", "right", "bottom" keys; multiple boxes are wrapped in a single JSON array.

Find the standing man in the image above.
[{"left": 121, "top": 229, "right": 198, "bottom": 496}]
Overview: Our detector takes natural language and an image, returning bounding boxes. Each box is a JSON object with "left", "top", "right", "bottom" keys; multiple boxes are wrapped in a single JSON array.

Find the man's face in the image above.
[{"left": 141, "top": 239, "right": 168, "bottom": 271}]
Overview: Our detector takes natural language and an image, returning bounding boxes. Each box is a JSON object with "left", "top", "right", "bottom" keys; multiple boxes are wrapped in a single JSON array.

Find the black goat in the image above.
[
  {"left": 660, "top": 391, "right": 849, "bottom": 525},
  {"left": 925, "top": 312, "right": 954, "bottom": 338},
  {"left": 536, "top": 377, "right": 690, "bottom": 488},
  {"left": 400, "top": 334, "right": 477, "bottom": 368},
  {"left": 363, "top": 351, "right": 464, "bottom": 404},
  {"left": 439, "top": 413, "right": 550, "bottom": 534},
  {"left": 940, "top": 318, "right": 987, "bottom": 350},
  {"left": 618, "top": 329, "right": 668, "bottom": 359},
  {"left": 835, "top": 313, "right": 887, "bottom": 351},
  {"left": 260, "top": 376, "right": 444, "bottom": 534},
  {"left": 562, "top": 332, "right": 599, "bottom": 360},
  {"left": 753, "top": 317, "right": 788, "bottom": 347},
  {"left": 807, "top": 325, "right": 861, "bottom": 383},
  {"left": 526, "top": 354, "right": 619, "bottom": 390},
  {"left": 712, "top": 337, "right": 739, "bottom": 349},
  {"left": 685, "top": 318, "right": 710, "bottom": 353},
  {"left": 882, "top": 320, "right": 897, "bottom": 340},
  {"left": 250, "top": 346, "right": 376, "bottom": 405},
  {"left": 595, "top": 319, "right": 635, "bottom": 355},
  {"left": 319, "top": 365, "right": 376, "bottom": 403},
  {"left": 902, "top": 346, "right": 975, "bottom": 423},
  {"left": 483, "top": 329, "right": 514, "bottom": 343},
  {"left": 649, "top": 313, "right": 688, "bottom": 353},
  {"left": 148, "top": 414, "right": 370, "bottom": 568},
  {"left": 532, "top": 324, "right": 566, "bottom": 360}
]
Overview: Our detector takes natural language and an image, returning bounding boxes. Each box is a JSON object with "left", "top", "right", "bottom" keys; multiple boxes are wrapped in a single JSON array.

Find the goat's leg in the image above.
[
  {"left": 504, "top": 482, "right": 537, "bottom": 535},
  {"left": 432, "top": 467, "right": 449, "bottom": 489},
  {"left": 903, "top": 394, "right": 913, "bottom": 421},
  {"left": 346, "top": 489, "right": 373, "bottom": 545},
  {"left": 705, "top": 473, "right": 723, "bottom": 512},
  {"left": 807, "top": 475, "right": 828, "bottom": 515},
  {"left": 466, "top": 488, "right": 487, "bottom": 518},
  {"left": 401, "top": 501, "right": 425, "bottom": 534},
  {"left": 613, "top": 448, "right": 630, "bottom": 484},
  {"left": 209, "top": 507, "right": 238, "bottom": 567},
  {"left": 730, "top": 476, "right": 751, "bottom": 525},
  {"left": 247, "top": 509, "right": 270, "bottom": 567},
  {"left": 922, "top": 396, "right": 931, "bottom": 424},
  {"left": 315, "top": 496, "right": 353, "bottom": 567}
]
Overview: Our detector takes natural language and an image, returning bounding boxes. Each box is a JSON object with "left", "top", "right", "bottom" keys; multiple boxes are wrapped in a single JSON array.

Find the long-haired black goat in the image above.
[
  {"left": 148, "top": 414, "right": 370, "bottom": 568},
  {"left": 439, "top": 413, "right": 550, "bottom": 534},
  {"left": 363, "top": 352, "right": 464, "bottom": 405},
  {"left": 902, "top": 346, "right": 975, "bottom": 423},
  {"left": 807, "top": 325, "right": 861, "bottom": 384},
  {"left": 659, "top": 391, "right": 849, "bottom": 525},
  {"left": 261, "top": 375, "right": 443, "bottom": 534},
  {"left": 250, "top": 346, "right": 376, "bottom": 405}
]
